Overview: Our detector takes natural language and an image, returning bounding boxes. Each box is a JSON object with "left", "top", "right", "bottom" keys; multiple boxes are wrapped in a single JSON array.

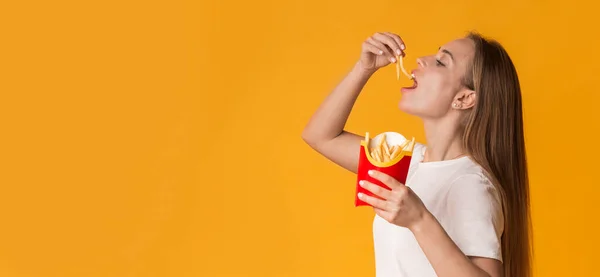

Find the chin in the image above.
[
  {"left": 398, "top": 99, "right": 427, "bottom": 118},
  {"left": 398, "top": 99, "right": 414, "bottom": 114}
]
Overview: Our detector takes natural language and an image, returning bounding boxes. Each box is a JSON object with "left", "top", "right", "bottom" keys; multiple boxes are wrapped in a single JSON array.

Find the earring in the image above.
[{"left": 452, "top": 103, "right": 461, "bottom": 109}]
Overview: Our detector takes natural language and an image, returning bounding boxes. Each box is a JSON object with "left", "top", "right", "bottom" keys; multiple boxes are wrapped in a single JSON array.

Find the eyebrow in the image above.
[{"left": 438, "top": 47, "right": 454, "bottom": 61}]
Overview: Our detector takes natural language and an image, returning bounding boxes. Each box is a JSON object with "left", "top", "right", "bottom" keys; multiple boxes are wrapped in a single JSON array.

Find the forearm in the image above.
[
  {"left": 301, "top": 62, "right": 373, "bottom": 144},
  {"left": 410, "top": 212, "right": 492, "bottom": 277}
]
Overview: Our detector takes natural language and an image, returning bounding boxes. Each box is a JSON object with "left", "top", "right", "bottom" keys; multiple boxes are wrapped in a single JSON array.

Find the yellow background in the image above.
[{"left": 1, "top": 0, "right": 599, "bottom": 276}]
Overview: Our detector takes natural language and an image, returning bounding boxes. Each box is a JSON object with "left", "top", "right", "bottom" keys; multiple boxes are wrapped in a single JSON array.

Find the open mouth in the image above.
[
  {"left": 402, "top": 74, "right": 418, "bottom": 91},
  {"left": 409, "top": 74, "right": 418, "bottom": 88}
]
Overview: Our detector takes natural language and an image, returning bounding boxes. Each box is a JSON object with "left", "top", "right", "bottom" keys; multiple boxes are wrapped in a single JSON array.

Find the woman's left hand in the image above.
[{"left": 358, "top": 170, "right": 429, "bottom": 230}]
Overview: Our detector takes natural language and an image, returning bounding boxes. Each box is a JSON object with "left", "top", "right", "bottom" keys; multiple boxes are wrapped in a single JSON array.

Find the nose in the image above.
[{"left": 416, "top": 57, "right": 426, "bottom": 68}]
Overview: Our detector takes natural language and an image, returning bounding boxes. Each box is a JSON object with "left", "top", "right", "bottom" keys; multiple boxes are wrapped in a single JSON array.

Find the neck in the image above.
[{"left": 422, "top": 117, "right": 466, "bottom": 162}]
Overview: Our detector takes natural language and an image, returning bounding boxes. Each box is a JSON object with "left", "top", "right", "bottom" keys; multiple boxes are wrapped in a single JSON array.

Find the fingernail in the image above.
[
  {"left": 401, "top": 44, "right": 405, "bottom": 50},
  {"left": 396, "top": 49, "right": 402, "bottom": 55},
  {"left": 378, "top": 50, "right": 383, "bottom": 55},
  {"left": 358, "top": 192, "right": 364, "bottom": 198},
  {"left": 368, "top": 170, "right": 375, "bottom": 176},
  {"left": 359, "top": 180, "right": 365, "bottom": 187},
  {"left": 390, "top": 57, "right": 396, "bottom": 63}
]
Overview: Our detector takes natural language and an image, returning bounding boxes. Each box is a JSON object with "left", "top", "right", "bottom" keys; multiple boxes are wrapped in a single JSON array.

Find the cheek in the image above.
[
  {"left": 399, "top": 75, "right": 455, "bottom": 116},
  {"left": 424, "top": 74, "right": 449, "bottom": 98}
]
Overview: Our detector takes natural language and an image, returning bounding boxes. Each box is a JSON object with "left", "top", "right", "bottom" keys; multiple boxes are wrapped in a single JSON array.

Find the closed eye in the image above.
[{"left": 436, "top": 59, "right": 446, "bottom": 67}]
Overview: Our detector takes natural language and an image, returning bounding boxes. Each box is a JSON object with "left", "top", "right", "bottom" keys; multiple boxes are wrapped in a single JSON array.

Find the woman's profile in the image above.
[{"left": 302, "top": 31, "right": 532, "bottom": 277}]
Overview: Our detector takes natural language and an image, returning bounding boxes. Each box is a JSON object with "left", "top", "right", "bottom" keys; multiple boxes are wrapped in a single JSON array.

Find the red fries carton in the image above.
[{"left": 355, "top": 132, "right": 416, "bottom": 207}]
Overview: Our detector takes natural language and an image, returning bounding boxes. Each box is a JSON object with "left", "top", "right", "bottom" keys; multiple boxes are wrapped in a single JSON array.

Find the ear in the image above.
[{"left": 452, "top": 88, "right": 476, "bottom": 110}]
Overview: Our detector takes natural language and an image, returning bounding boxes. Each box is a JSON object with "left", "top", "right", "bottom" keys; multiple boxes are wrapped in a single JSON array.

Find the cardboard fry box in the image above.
[{"left": 355, "top": 132, "right": 416, "bottom": 207}]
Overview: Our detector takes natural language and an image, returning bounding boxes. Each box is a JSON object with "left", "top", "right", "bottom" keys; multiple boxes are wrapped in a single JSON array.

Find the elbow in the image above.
[
  {"left": 301, "top": 127, "right": 322, "bottom": 149},
  {"left": 301, "top": 128, "right": 316, "bottom": 147}
]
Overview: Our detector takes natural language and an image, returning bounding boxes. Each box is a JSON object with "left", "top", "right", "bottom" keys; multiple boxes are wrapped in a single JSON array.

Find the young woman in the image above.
[{"left": 301, "top": 32, "right": 532, "bottom": 277}]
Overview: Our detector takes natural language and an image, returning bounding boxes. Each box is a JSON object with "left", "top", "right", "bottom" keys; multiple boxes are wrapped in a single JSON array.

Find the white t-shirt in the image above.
[{"left": 373, "top": 142, "right": 504, "bottom": 277}]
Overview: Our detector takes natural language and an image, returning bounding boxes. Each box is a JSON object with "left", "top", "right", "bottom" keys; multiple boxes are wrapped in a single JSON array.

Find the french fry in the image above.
[
  {"left": 379, "top": 143, "right": 385, "bottom": 161},
  {"left": 396, "top": 55, "right": 401, "bottom": 80},
  {"left": 364, "top": 133, "right": 415, "bottom": 163},
  {"left": 390, "top": 145, "right": 397, "bottom": 154},
  {"left": 383, "top": 140, "right": 390, "bottom": 157},
  {"left": 383, "top": 152, "right": 390, "bottom": 162},
  {"left": 372, "top": 149, "right": 380, "bottom": 162},
  {"left": 397, "top": 139, "right": 409, "bottom": 152},
  {"left": 377, "top": 133, "right": 386, "bottom": 151},
  {"left": 407, "top": 137, "right": 416, "bottom": 151},
  {"left": 396, "top": 55, "right": 413, "bottom": 80},
  {"left": 390, "top": 144, "right": 402, "bottom": 160}
]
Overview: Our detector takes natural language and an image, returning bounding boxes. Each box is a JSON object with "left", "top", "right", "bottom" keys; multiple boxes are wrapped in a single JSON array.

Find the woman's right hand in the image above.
[{"left": 358, "top": 32, "right": 406, "bottom": 73}]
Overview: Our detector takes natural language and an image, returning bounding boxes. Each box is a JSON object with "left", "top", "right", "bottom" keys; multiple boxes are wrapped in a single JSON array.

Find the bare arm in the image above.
[
  {"left": 302, "top": 32, "right": 405, "bottom": 173},
  {"left": 301, "top": 62, "right": 373, "bottom": 173}
]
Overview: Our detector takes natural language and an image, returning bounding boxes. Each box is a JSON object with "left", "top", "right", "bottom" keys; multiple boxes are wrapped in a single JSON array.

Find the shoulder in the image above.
[
  {"left": 445, "top": 169, "right": 504, "bottom": 224},
  {"left": 445, "top": 157, "right": 499, "bottom": 194},
  {"left": 448, "top": 168, "right": 501, "bottom": 203},
  {"left": 455, "top": 157, "right": 491, "bottom": 177},
  {"left": 449, "top": 159, "right": 498, "bottom": 191}
]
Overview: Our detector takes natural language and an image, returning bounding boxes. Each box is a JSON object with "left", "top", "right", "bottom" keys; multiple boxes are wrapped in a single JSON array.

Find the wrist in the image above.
[
  {"left": 353, "top": 61, "right": 377, "bottom": 77},
  {"left": 409, "top": 210, "right": 435, "bottom": 235}
]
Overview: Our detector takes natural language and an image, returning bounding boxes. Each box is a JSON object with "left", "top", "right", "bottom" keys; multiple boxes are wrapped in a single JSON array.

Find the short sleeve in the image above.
[{"left": 445, "top": 173, "right": 504, "bottom": 262}]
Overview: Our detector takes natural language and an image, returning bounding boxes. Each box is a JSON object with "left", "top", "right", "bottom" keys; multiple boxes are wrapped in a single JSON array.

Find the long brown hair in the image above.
[{"left": 462, "top": 32, "right": 532, "bottom": 277}]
